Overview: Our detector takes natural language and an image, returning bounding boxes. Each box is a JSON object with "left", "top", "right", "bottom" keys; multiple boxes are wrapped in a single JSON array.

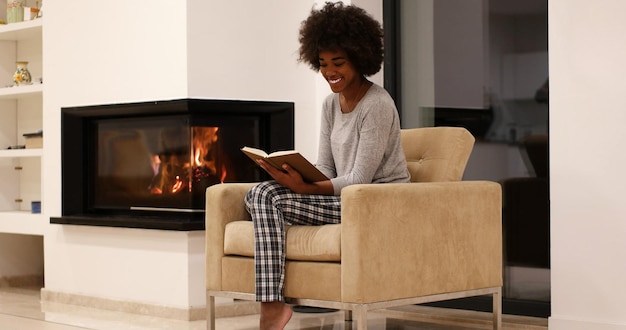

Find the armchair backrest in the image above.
[{"left": 401, "top": 127, "right": 475, "bottom": 182}]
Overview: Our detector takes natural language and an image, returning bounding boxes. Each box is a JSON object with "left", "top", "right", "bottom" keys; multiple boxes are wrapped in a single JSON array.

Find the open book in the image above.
[{"left": 241, "top": 146, "right": 329, "bottom": 182}]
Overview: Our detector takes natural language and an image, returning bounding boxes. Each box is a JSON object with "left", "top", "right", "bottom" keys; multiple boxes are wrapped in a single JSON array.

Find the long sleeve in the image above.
[{"left": 315, "top": 84, "right": 410, "bottom": 195}]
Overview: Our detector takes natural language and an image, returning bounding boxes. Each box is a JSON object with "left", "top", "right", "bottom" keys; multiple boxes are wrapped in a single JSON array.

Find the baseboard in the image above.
[
  {"left": 41, "top": 289, "right": 260, "bottom": 321},
  {"left": 549, "top": 316, "right": 626, "bottom": 330}
]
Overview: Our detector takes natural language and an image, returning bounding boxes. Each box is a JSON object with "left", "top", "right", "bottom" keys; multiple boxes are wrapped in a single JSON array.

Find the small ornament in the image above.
[{"left": 13, "top": 61, "right": 32, "bottom": 86}]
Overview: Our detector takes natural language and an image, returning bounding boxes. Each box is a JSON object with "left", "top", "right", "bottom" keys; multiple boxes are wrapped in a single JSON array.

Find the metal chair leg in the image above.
[
  {"left": 206, "top": 293, "right": 215, "bottom": 330},
  {"left": 493, "top": 288, "right": 502, "bottom": 330}
]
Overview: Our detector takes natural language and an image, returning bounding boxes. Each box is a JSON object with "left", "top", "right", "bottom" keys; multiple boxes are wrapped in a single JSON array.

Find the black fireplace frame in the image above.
[{"left": 51, "top": 98, "right": 294, "bottom": 231}]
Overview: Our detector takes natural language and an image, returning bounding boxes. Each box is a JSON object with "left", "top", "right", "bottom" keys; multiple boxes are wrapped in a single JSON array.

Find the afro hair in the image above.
[{"left": 298, "top": 2, "right": 384, "bottom": 76}]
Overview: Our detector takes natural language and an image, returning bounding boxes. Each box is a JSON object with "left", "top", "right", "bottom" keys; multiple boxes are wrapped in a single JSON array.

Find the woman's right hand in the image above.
[{"left": 258, "top": 160, "right": 334, "bottom": 195}]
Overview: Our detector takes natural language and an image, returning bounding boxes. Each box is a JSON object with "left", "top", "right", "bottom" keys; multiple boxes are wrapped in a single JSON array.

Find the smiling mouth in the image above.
[{"left": 328, "top": 77, "right": 342, "bottom": 84}]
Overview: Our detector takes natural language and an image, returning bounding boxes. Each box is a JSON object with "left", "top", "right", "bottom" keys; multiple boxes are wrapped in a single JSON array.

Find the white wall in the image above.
[
  {"left": 550, "top": 0, "right": 626, "bottom": 329},
  {"left": 186, "top": 1, "right": 321, "bottom": 159},
  {"left": 42, "top": 0, "right": 199, "bottom": 310}
]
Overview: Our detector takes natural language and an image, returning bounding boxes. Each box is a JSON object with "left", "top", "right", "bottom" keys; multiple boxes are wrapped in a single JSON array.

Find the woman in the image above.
[{"left": 244, "top": 2, "right": 410, "bottom": 329}]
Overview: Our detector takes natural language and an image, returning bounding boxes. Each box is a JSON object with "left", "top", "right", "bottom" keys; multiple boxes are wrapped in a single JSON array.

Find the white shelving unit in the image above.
[{"left": 0, "top": 19, "right": 46, "bottom": 236}]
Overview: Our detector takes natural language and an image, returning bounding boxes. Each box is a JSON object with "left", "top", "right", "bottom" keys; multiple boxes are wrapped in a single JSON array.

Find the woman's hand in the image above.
[
  {"left": 257, "top": 159, "right": 306, "bottom": 190},
  {"left": 257, "top": 159, "right": 334, "bottom": 195}
]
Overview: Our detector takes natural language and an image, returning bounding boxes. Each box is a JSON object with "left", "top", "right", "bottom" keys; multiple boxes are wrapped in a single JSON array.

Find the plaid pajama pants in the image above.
[{"left": 244, "top": 180, "right": 342, "bottom": 302}]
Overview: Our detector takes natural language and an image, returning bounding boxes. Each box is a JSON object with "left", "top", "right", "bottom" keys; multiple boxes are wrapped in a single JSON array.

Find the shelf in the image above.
[
  {"left": 0, "top": 15, "right": 44, "bottom": 240},
  {"left": 0, "top": 148, "right": 42, "bottom": 158},
  {"left": 0, "top": 211, "right": 46, "bottom": 236},
  {"left": 0, "top": 83, "right": 43, "bottom": 100},
  {"left": 0, "top": 19, "right": 42, "bottom": 41}
]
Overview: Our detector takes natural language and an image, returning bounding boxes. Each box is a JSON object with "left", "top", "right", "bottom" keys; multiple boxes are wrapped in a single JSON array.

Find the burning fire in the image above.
[
  {"left": 149, "top": 126, "right": 227, "bottom": 195},
  {"left": 191, "top": 126, "right": 227, "bottom": 184},
  {"left": 193, "top": 126, "right": 219, "bottom": 168}
]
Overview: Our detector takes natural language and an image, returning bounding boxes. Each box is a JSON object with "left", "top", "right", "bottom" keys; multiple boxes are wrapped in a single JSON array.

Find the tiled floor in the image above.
[{"left": 0, "top": 286, "right": 548, "bottom": 330}]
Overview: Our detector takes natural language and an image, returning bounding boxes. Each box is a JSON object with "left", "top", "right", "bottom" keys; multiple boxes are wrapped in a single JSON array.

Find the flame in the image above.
[
  {"left": 148, "top": 126, "right": 228, "bottom": 195},
  {"left": 171, "top": 175, "right": 184, "bottom": 193},
  {"left": 194, "top": 147, "right": 202, "bottom": 167},
  {"left": 192, "top": 127, "right": 220, "bottom": 174}
]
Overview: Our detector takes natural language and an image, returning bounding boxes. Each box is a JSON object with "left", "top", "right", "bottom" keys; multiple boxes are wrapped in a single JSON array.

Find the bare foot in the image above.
[{"left": 260, "top": 301, "right": 292, "bottom": 330}]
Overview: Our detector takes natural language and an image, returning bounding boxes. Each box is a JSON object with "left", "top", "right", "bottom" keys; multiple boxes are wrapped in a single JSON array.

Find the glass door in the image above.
[{"left": 384, "top": 0, "right": 550, "bottom": 318}]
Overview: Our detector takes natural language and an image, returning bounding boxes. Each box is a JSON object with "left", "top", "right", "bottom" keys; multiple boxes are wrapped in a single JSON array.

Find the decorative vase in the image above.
[
  {"left": 6, "top": 0, "right": 26, "bottom": 23},
  {"left": 13, "top": 61, "right": 32, "bottom": 86}
]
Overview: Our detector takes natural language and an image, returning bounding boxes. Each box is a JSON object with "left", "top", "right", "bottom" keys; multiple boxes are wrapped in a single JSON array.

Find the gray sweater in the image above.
[{"left": 316, "top": 83, "right": 411, "bottom": 195}]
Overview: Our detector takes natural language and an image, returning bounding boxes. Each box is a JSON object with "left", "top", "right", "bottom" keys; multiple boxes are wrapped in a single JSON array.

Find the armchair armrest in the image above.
[
  {"left": 340, "top": 181, "right": 502, "bottom": 303},
  {"left": 205, "top": 183, "right": 256, "bottom": 290}
]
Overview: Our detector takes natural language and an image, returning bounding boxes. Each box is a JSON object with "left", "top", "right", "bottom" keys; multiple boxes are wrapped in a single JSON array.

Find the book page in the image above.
[
  {"left": 240, "top": 146, "right": 268, "bottom": 158},
  {"left": 267, "top": 150, "right": 299, "bottom": 157}
]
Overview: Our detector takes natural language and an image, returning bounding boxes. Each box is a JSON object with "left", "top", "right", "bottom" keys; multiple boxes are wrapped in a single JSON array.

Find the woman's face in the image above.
[{"left": 319, "top": 49, "right": 360, "bottom": 94}]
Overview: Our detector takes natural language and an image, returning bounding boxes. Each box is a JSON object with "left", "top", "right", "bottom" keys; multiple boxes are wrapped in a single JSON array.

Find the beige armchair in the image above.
[{"left": 205, "top": 127, "right": 503, "bottom": 330}]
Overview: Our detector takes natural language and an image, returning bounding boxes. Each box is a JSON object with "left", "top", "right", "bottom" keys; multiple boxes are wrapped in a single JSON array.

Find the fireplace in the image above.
[{"left": 50, "top": 99, "right": 294, "bottom": 230}]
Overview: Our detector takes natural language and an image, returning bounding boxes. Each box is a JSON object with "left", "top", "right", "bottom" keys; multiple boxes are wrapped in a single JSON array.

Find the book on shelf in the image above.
[{"left": 241, "top": 146, "right": 329, "bottom": 182}]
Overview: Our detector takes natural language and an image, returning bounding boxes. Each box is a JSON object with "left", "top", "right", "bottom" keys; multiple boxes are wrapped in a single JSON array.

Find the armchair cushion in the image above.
[{"left": 224, "top": 222, "right": 341, "bottom": 262}]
